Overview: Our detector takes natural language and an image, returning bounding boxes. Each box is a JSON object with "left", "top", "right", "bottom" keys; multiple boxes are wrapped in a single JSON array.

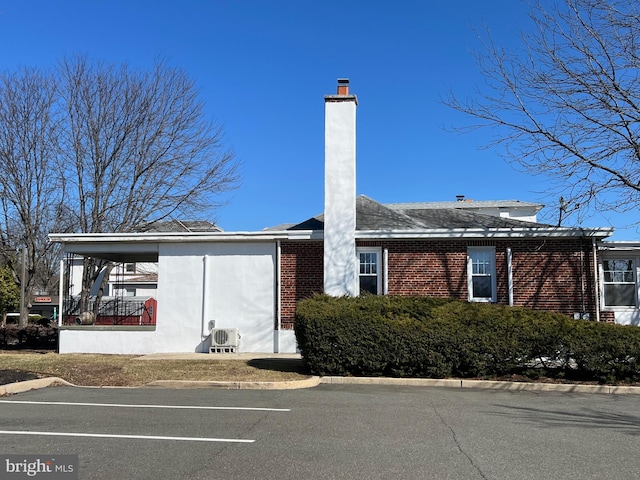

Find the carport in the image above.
[{"left": 49, "top": 231, "right": 309, "bottom": 354}]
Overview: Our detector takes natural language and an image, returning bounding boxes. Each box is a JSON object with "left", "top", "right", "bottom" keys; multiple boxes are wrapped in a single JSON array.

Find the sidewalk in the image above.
[{"left": 135, "top": 352, "right": 302, "bottom": 361}]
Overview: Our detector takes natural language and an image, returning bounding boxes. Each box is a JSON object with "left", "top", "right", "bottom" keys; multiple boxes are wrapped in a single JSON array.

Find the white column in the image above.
[{"left": 58, "top": 258, "right": 65, "bottom": 326}]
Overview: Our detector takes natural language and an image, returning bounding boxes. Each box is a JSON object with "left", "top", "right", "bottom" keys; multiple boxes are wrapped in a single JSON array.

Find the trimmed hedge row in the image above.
[
  {"left": 0, "top": 325, "right": 58, "bottom": 349},
  {"left": 294, "top": 294, "right": 640, "bottom": 384}
]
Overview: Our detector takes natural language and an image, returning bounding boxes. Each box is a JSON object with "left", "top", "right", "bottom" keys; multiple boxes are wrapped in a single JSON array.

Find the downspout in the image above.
[
  {"left": 592, "top": 238, "right": 600, "bottom": 322},
  {"left": 58, "top": 257, "right": 64, "bottom": 327},
  {"left": 275, "top": 240, "right": 282, "bottom": 353},
  {"left": 201, "top": 254, "right": 211, "bottom": 339},
  {"left": 506, "top": 247, "right": 514, "bottom": 306},
  {"left": 579, "top": 248, "right": 586, "bottom": 314},
  {"left": 383, "top": 248, "right": 389, "bottom": 295}
]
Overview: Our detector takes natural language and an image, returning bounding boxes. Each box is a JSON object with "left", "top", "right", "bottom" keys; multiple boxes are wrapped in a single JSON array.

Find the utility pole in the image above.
[{"left": 19, "top": 246, "right": 27, "bottom": 327}]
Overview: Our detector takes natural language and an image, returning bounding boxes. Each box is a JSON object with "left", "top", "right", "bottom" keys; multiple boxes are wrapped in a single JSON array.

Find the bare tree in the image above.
[
  {"left": 0, "top": 56, "right": 240, "bottom": 319},
  {"left": 56, "top": 56, "right": 239, "bottom": 312},
  {"left": 0, "top": 68, "right": 67, "bottom": 326},
  {"left": 445, "top": 0, "right": 640, "bottom": 225}
]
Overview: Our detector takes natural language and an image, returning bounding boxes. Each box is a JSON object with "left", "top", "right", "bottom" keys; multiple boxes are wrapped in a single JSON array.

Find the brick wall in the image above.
[
  {"left": 279, "top": 237, "right": 608, "bottom": 329},
  {"left": 505, "top": 238, "right": 596, "bottom": 317},
  {"left": 280, "top": 241, "right": 323, "bottom": 329}
]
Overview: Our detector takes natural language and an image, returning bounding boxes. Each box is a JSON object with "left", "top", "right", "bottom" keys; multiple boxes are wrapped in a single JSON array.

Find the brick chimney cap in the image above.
[{"left": 325, "top": 78, "right": 358, "bottom": 104}]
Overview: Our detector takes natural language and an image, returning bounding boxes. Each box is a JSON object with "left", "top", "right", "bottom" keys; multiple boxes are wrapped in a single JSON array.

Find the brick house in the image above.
[
  {"left": 50, "top": 79, "right": 634, "bottom": 355},
  {"left": 277, "top": 194, "right": 613, "bottom": 329}
]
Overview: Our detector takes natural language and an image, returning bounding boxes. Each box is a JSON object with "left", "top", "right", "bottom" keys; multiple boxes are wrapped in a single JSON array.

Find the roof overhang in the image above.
[
  {"left": 50, "top": 226, "right": 614, "bottom": 262},
  {"left": 48, "top": 230, "right": 322, "bottom": 262},
  {"left": 599, "top": 241, "right": 640, "bottom": 251},
  {"left": 355, "top": 227, "right": 614, "bottom": 240}
]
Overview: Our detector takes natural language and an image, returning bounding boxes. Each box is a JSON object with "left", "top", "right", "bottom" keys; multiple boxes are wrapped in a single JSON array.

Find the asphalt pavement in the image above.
[{"left": 1, "top": 384, "right": 639, "bottom": 479}]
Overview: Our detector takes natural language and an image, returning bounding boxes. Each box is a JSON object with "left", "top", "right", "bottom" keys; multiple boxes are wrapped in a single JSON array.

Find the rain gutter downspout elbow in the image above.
[{"left": 202, "top": 254, "right": 211, "bottom": 338}]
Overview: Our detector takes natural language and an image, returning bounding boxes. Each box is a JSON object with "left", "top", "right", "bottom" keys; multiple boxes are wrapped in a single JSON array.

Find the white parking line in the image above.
[
  {"left": 0, "top": 400, "right": 290, "bottom": 412},
  {"left": 0, "top": 430, "right": 255, "bottom": 443}
]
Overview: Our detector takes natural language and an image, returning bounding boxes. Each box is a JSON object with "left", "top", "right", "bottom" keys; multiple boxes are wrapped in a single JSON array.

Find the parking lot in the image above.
[{"left": 1, "top": 384, "right": 639, "bottom": 479}]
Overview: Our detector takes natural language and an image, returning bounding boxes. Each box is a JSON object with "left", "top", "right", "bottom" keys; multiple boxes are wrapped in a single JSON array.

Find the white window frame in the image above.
[
  {"left": 357, "top": 247, "right": 382, "bottom": 295},
  {"left": 601, "top": 257, "right": 639, "bottom": 310},
  {"left": 467, "top": 246, "right": 497, "bottom": 302}
]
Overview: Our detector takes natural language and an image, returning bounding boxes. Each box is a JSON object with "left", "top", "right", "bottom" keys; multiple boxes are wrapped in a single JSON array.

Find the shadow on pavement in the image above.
[
  {"left": 247, "top": 358, "right": 308, "bottom": 374},
  {"left": 490, "top": 404, "right": 640, "bottom": 436}
]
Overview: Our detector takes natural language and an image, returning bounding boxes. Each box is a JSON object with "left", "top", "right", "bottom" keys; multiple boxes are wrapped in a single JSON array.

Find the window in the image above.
[
  {"left": 125, "top": 263, "right": 136, "bottom": 273},
  {"left": 467, "top": 247, "right": 496, "bottom": 302},
  {"left": 358, "top": 248, "right": 381, "bottom": 295},
  {"left": 115, "top": 287, "right": 136, "bottom": 297},
  {"left": 603, "top": 259, "right": 636, "bottom": 307}
]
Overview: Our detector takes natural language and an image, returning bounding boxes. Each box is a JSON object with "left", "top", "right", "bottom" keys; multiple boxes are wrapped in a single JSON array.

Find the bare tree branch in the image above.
[
  {"left": 445, "top": 0, "right": 640, "bottom": 225},
  {"left": 0, "top": 67, "right": 67, "bottom": 325},
  {"left": 0, "top": 56, "right": 240, "bottom": 315}
]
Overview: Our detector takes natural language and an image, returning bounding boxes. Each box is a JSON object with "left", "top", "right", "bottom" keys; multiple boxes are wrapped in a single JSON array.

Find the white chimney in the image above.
[{"left": 323, "top": 78, "right": 358, "bottom": 297}]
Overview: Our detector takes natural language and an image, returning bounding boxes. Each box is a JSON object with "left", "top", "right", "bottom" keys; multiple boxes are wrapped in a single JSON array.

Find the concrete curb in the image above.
[
  {"left": 320, "top": 376, "right": 640, "bottom": 394},
  {"left": 0, "top": 377, "right": 74, "bottom": 397},
  {"left": 144, "top": 376, "right": 321, "bottom": 390},
  {"left": 3, "top": 375, "right": 640, "bottom": 395}
]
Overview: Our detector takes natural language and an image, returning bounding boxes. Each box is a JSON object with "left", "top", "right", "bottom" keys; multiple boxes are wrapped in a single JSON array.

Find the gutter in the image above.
[
  {"left": 50, "top": 226, "right": 615, "bottom": 245},
  {"left": 49, "top": 230, "right": 324, "bottom": 244},
  {"left": 355, "top": 227, "right": 614, "bottom": 240}
]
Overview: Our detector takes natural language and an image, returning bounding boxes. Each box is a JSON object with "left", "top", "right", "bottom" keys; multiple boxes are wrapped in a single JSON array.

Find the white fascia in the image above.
[
  {"left": 599, "top": 241, "right": 640, "bottom": 251},
  {"left": 48, "top": 230, "right": 323, "bottom": 244},
  {"left": 355, "top": 227, "right": 614, "bottom": 240}
]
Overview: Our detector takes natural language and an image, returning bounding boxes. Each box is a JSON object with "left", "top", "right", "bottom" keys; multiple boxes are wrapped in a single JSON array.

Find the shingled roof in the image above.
[
  {"left": 386, "top": 199, "right": 543, "bottom": 212},
  {"left": 135, "top": 220, "right": 222, "bottom": 233},
  {"left": 277, "top": 195, "right": 550, "bottom": 231}
]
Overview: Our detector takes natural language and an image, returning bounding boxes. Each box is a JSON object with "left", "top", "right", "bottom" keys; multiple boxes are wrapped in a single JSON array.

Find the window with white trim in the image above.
[
  {"left": 358, "top": 247, "right": 381, "bottom": 295},
  {"left": 602, "top": 259, "right": 637, "bottom": 307},
  {"left": 467, "top": 247, "right": 497, "bottom": 302}
]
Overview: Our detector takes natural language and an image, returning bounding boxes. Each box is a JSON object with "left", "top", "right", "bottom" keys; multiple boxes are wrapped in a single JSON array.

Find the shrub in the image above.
[
  {"left": 295, "top": 295, "right": 454, "bottom": 377},
  {"left": 566, "top": 322, "right": 640, "bottom": 383},
  {"left": 294, "top": 294, "right": 640, "bottom": 384},
  {"left": 0, "top": 325, "right": 58, "bottom": 349}
]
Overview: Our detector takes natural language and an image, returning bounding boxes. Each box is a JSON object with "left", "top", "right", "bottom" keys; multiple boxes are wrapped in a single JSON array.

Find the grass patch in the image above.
[{"left": 0, "top": 352, "right": 309, "bottom": 387}]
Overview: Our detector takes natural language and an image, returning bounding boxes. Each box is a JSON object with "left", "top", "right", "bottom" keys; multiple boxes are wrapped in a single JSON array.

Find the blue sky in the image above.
[{"left": 0, "top": 0, "right": 637, "bottom": 240}]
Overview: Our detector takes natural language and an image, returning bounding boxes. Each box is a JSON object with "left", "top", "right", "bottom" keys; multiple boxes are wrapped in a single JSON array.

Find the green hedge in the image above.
[{"left": 294, "top": 294, "right": 640, "bottom": 384}]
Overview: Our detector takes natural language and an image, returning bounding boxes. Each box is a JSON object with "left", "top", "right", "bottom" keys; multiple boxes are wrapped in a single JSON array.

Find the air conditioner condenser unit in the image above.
[{"left": 209, "top": 328, "right": 240, "bottom": 353}]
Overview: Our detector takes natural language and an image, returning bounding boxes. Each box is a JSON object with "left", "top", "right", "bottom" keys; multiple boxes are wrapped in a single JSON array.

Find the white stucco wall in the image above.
[
  {"left": 57, "top": 239, "right": 300, "bottom": 354},
  {"left": 205, "top": 242, "right": 277, "bottom": 352},
  {"left": 324, "top": 97, "right": 358, "bottom": 297},
  {"left": 59, "top": 329, "right": 156, "bottom": 354},
  {"left": 154, "top": 241, "right": 278, "bottom": 353}
]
